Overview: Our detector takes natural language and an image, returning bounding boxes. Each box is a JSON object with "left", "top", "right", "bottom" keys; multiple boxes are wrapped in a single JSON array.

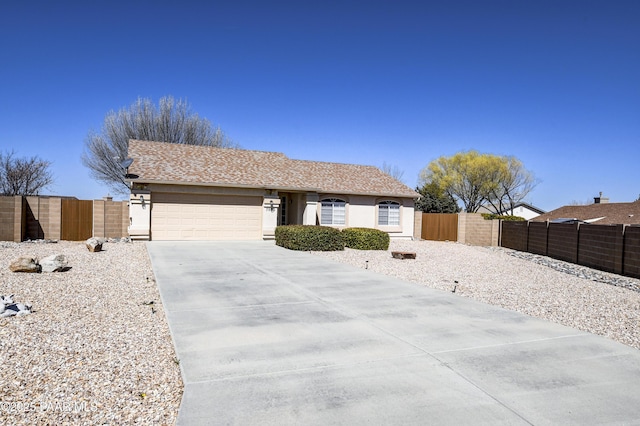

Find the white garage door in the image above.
[{"left": 151, "top": 193, "right": 262, "bottom": 241}]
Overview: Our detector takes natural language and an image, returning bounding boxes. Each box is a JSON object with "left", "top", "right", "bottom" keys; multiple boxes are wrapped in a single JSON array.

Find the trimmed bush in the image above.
[
  {"left": 342, "top": 227, "right": 390, "bottom": 250},
  {"left": 481, "top": 213, "right": 526, "bottom": 221},
  {"left": 275, "top": 225, "right": 344, "bottom": 251}
]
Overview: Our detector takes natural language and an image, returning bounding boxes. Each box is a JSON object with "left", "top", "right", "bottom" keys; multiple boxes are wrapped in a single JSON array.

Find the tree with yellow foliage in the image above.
[{"left": 419, "top": 151, "right": 537, "bottom": 213}]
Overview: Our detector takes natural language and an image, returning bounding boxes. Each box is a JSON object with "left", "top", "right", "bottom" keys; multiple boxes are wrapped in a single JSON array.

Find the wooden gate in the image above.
[
  {"left": 421, "top": 213, "right": 458, "bottom": 241},
  {"left": 61, "top": 199, "right": 93, "bottom": 240}
]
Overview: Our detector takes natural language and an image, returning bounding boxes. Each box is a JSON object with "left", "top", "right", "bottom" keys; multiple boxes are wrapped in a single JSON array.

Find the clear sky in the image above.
[{"left": 1, "top": 0, "right": 638, "bottom": 211}]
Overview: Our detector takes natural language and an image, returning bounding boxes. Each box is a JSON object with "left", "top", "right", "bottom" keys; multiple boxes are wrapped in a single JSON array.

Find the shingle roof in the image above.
[
  {"left": 532, "top": 201, "right": 640, "bottom": 225},
  {"left": 127, "top": 140, "right": 419, "bottom": 198}
]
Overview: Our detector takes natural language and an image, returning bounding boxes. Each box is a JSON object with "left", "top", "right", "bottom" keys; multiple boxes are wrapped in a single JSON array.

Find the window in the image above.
[
  {"left": 378, "top": 201, "right": 400, "bottom": 226},
  {"left": 279, "top": 196, "right": 287, "bottom": 225},
  {"left": 321, "top": 198, "right": 346, "bottom": 225}
]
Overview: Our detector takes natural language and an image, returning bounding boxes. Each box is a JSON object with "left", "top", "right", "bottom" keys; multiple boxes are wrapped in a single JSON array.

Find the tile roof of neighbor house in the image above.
[
  {"left": 532, "top": 200, "right": 640, "bottom": 225},
  {"left": 127, "top": 140, "right": 419, "bottom": 198}
]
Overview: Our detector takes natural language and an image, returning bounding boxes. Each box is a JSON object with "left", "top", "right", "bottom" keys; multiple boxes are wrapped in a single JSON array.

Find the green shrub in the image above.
[
  {"left": 481, "top": 213, "right": 526, "bottom": 221},
  {"left": 341, "top": 227, "right": 390, "bottom": 250},
  {"left": 275, "top": 225, "right": 344, "bottom": 251}
]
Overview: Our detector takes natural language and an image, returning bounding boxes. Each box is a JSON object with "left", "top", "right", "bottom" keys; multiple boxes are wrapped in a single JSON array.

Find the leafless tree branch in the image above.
[
  {"left": 82, "top": 96, "right": 238, "bottom": 195},
  {"left": 0, "top": 150, "right": 54, "bottom": 196}
]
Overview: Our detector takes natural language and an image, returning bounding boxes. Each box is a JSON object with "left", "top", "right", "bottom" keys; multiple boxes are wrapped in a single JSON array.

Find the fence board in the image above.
[
  {"left": 421, "top": 213, "right": 458, "bottom": 241},
  {"left": 624, "top": 226, "right": 640, "bottom": 278},
  {"left": 61, "top": 199, "right": 93, "bottom": 240},
  {"left": 527, "top": 221, "right": 548, "bottom": 255},
  {"left": 502, "top": 221, "right": 638, "bottom": 279},
  {"left": 548, "top": 223, "right": 579, "bottom": 263},
  {"left": 578, "top": 225, "right": 623, "bottom": 274},
  {"left": 501, "top": 221, "right": 528, "bottom": 251}
]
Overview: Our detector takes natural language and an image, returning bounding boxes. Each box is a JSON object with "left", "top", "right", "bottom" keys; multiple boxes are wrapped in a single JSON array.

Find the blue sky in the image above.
[{"left": 1, "top": 0, "right": 638, "bottom": 211}]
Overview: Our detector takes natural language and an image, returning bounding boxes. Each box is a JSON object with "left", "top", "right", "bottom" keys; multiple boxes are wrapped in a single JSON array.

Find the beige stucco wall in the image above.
[
  {"left": 317, "top": 194, "right": 415, "bottom": 239},
  {"left": 130, "top": 184, "right": 417, "bottom": 240}
]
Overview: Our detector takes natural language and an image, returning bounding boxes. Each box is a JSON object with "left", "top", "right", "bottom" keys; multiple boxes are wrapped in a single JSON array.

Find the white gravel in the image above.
[
  {"left": 311, "top": 240, "right": 640, "bottom": 350},
  {"left": 0, "top": 241, "right": 182, "bottom": 425},
  {"left": 2, "top": 238, "right": 638, "bottom": 424}
]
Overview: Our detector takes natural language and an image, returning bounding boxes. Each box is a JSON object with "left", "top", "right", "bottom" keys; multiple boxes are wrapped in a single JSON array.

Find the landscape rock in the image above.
[
  {"left": 9, "top": 256, "right": 41, "bottom": 273},
  {"left": 0, "top": 302, "right": 32, "bottom": 317},
  {"left": 40, "top": 254, "right": 69, "bottom": 273},
  {"left": 86, "top": 237, "right": 103, "bottom": 252}
]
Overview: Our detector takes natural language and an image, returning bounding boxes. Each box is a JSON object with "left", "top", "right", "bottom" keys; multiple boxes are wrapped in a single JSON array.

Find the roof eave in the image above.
[
  {"left": 126, "top": 177, "right": 322, "bottom": 192},
  {"left": 126, "top": 178, "right": 419, "bottom": 198}
]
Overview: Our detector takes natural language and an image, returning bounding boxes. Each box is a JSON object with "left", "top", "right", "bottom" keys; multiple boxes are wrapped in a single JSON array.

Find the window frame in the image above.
[
  {"left": 320, "top": 198, "right": 347, "bottom": 226},
  {"left": 376, "top": 199, "right": 402, "bottom": 231}
]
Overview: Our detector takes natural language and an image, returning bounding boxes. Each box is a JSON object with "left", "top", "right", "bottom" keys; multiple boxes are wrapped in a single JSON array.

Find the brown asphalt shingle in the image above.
[
  {"left": 127, "top": 140, "right": 418, "bottom": 198},
  {"left": 532, "top": 201, "right": 640, "bottom": 225}
]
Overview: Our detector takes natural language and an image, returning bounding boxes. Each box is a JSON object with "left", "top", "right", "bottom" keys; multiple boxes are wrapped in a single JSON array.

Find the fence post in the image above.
[
  {"left": 457, "top": 213, "right": 466, "bottom": 244},
  {"left": 413, "top": 210, "right": 422, "bottom": 240},
  {"left": 14, "top": 196, "right": 24, "bottom": 242},
  {"left": 614, "top": 224, "right": 626, "bottom": 275}
]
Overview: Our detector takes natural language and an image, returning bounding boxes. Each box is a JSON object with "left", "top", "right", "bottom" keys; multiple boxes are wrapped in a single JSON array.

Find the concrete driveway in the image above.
[{"left": 147, "top": 241, "right": 640, "bottom": 425}]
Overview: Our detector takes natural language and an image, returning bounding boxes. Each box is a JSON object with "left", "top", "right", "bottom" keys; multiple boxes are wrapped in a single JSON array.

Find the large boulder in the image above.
[
  {"left": 9, "top": 257, "right": 41, "bottom": 273},
  {"left": 40, "top": 254, "right": 68, "bottom": 273},
  {"left": 85, "top": 237, "right": 103, "bottom": 252}
]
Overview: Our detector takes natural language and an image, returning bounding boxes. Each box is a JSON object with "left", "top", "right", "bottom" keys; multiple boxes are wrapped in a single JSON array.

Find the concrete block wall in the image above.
[
  {"left": 458, "top": 213, "right": 499, "bottom": 246},
  {"left": 0, "top": 195, "right": 128, "bottom": 242},
  {"left": 623, "top": 226, "right": 640, "bottom": 278},
  {"left": 501, "top": 221, "right": 639, "bottom": 280},
  {"left": 24, "top": 196, "right": 62, "bottom": 240},
  {"left": 93, "top": 199, "right": 129, "bottom": 239},
  {"left": 547, "top": 223, "right": 579, "bottom": 264},
  {"left": 527, "top": 222, "right": 548, "bottom": 255},
  {"left": 501, "top": 221, "right": 528, "bottom": 252},
  {"left": 0, "top": 196, "right": 19, "bottom": 241},
  {"left": 578, "top": 224, "right": 624, "bottom": 274},
  {"left": 413, "top": 210, "right": 422, "bottom": 240}
]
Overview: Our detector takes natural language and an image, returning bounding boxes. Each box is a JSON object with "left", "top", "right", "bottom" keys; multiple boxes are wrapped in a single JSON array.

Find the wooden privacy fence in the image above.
[
  {"left": 0, "top": 195, "right": 129, "bottom": 242},
  {"left": 501, "top": 221, "right": 640, "bottom": 279},
  {"left": 420, "top": 213, "right": 501, "bottom": 246},
  {"left": 421, "top": 213, "right": 458, "bottom": 241},
  {"left": 61, "top": 199, "right": 93, "bottom": 241}
]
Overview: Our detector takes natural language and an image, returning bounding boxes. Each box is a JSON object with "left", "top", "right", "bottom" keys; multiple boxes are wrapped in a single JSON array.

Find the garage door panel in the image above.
[{"left": 151, "top": 193, "right": 262, "bottom": 241}]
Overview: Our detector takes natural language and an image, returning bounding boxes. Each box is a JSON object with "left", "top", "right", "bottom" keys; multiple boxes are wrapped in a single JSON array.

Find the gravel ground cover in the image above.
[
  {"left": 312, "top": 240, "right": 640, "bottom": 350},
  {"left": 0, "top": 240, "right": 182, "bottom": 425}
]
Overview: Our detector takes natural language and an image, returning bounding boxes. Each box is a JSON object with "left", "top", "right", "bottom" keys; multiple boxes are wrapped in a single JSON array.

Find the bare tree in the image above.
[
  {"left": 0, "top": 151, "right": 54, "bottom": 196},
  {"left": 82, "top": 96, "right": 238, "bottom": 195},
  {"left": 381, "top": 162, "right": 405, "bottom": 182},
  {"left": 484, "top": 156, "right": 538, "bottom": 214}
]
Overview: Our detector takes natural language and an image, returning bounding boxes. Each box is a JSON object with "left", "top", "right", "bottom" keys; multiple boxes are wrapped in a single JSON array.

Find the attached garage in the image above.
[
  {"left": 127, "top": 140, "right": 419, "bottom": 241},
  {"left": 150, "top": 193, "right": 262, "bottom": 241}
]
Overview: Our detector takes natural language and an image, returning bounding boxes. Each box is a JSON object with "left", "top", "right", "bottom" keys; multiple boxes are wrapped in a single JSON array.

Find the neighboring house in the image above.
[
  {"left": 476, "top": 202, "right": 546, "bottom": 220},
  {"left": 502, "top": 203, "right": 546, "bottom": 220},
  {"left": 532, "top": 198, "right": 640, "bottom": 225},
  {"left": 126, "top": 140, "right": 419, "bottom": 241}
]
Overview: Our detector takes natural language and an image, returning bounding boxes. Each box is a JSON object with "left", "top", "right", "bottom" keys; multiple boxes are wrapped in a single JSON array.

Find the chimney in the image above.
[{"left": 594, "top": 192, "right": 609, "bottom": 204}]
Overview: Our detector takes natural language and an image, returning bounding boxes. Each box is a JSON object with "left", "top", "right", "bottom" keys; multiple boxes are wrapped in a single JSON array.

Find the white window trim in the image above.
[
  {"left": 376, "top": 199, "right": 402, "bottom": 232},
  {"left": 320, "top": 198, "right": 347, "bottom": 226}
]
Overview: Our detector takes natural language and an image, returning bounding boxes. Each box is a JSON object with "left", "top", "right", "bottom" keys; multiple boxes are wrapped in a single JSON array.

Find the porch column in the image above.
[
  {"left": 262, "top": 194, "right": 281, "bottom": 240},
  {"left": 302, "top": 193, "right": 318, "bottom": 226},
  {"left": 129, "top": 191, "right": 151, "bottom": 240}
]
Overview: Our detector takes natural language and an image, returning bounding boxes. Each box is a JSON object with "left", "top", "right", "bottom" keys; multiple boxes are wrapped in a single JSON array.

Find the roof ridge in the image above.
[
  {"left": 129, "top": 139, "right": 289, "bottom": 157},
  {"left": 288, "top": 158, "right": 380, "bottom": 169}
]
